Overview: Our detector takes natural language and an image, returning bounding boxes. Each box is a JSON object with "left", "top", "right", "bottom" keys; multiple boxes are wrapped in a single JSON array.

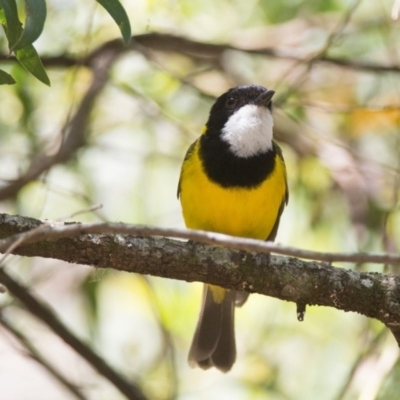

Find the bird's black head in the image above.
[{"left": 206, "top": 85, "right": 275, "bottom": 132}]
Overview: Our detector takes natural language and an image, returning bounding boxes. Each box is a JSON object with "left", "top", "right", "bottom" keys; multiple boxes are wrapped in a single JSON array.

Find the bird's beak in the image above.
[{"left": 255, "top": 89, "right": 275, "bottom": 107}]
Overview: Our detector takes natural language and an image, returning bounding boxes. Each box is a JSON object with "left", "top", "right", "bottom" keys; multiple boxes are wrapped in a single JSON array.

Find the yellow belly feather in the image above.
[{"left": 180, "top": 141, "right": 286, "bottom": 240}]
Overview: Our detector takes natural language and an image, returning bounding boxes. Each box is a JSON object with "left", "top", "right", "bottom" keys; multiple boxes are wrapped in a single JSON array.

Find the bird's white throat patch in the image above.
[{"left": 221, "top": 104, "right": 273, "bottom": 158}]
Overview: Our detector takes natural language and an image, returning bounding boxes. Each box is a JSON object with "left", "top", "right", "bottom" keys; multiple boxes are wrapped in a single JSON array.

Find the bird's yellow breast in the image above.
[{"left": 179, "top": 141, "right": 287, "bottom": 240}]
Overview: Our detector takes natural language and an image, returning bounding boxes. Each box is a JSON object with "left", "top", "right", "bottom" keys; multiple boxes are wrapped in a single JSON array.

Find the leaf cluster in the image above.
[{"left": 0, "top": 0, "right": 131, "bottom": 85}]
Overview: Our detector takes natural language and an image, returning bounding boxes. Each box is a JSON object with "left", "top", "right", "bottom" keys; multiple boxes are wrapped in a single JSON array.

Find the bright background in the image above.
[{"left": 1, "top": 0, "right": 400, "bottom": 399}]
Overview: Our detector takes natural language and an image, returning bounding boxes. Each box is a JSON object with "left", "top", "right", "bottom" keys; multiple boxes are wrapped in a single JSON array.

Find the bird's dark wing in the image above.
[
  {"left": 274, "top": 142, "right": 289, "bottom": 205},
  {"left": 177, "top": 140, "right": 197, "bottom": 199},
  {"left": 267, "top": 142, "right": 289, "bottom": 241}
]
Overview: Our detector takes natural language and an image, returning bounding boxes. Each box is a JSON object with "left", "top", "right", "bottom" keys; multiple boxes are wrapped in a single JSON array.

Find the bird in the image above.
[{"left": 177, "top": 84, "right": 288, "bottom": 372}]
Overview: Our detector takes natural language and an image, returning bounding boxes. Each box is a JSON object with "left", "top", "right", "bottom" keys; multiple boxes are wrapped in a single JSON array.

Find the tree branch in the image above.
[
  {"left": 0, "top": 315, "right": 88, "bottom": 400},
  {"left": 0, "top": 268, "right": 147, "bottom": 400},
  {"left": 0, "top": 213, "right": 399, "bottom": 265},
  {"left": 0, "top": 45, "right": 119, "bottom": 201},
  {"left": 0, "top": 212, "right": 399, "bottom": 346},
  {"left": 1, "top": 33, "right": 399, "bottom": 75}
]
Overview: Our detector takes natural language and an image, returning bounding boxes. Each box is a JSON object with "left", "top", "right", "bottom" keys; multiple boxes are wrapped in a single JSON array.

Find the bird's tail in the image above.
[{"left": 188, "top": 284, "right": 236, "bottom": 372}]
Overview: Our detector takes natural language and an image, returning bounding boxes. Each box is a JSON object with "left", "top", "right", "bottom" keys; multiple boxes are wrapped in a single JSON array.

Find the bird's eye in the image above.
[{"left": 226, "top": 97, "right": 237, "bottom": 108}]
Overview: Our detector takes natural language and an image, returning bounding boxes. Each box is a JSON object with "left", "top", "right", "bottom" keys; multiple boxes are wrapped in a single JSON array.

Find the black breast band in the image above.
[{"left": 199, "top": 135, "right": 276, "bottom": 188}]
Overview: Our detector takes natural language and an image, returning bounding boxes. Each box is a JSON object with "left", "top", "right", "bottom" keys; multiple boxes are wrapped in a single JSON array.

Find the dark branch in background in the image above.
[
  {"left": 0, "top": 213, "right": 399, "bottom": 347},
  {"left": 0, "top": 269, "right": 147, "bottom": 400},
  {"left": 0, "top": 315, "right": 88, "bottom": 400},
  {"left": 1, "top": 33, "right": 399, "bottom": 74},
  {"left": 0, "top": 46, "right": 119, "bottom": 201}
]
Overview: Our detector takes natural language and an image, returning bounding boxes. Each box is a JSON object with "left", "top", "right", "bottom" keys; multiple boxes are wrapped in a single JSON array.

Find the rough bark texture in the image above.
[{"left": 0, "top": 213, "right": 399, "bottom": 344}]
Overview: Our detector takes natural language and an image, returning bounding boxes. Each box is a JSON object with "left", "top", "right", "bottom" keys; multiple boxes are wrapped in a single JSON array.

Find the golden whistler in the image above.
[{"left": 178, "top": 85, "right": 289, "bottom": 372}]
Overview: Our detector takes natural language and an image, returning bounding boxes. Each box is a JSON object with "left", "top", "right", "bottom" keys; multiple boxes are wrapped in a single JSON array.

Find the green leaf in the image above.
[
  {"left": 0, "top": 0, "right": 23, "bottom": 50},
  {"left": 96, "top": 0, "right": 131, "bottom": 46},
  {"left": 0, "top": 68, "right": 16, "bottom": 84},
  {"left": 13, "top": 0, "right": 47, "bottom": 50},
  {"left": 15, "top": 44, "right": 50, "bottom": 86}
]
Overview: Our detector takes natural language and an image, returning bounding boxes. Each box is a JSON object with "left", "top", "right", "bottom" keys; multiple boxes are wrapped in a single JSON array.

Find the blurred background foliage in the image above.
[{"left": 0, "top": 0, "right": 400, "bottom": 399}]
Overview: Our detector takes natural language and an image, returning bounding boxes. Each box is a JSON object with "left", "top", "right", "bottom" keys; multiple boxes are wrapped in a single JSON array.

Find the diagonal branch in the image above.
[
  {"left": 0, "top": 268, "right": 147, "bottom": 400},
  {"left": 0, "top": 315, "right": 88, "bottom": 400},
  {"left": 0, "top": 46, "right": 119, "bottom": 201},
  {"left": 0, "top": 212, "right": 399, "bottom": 347}
]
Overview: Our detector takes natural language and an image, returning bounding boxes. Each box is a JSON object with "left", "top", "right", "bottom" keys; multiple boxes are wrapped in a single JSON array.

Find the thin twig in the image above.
[
  {"left": 62, "top": 204, "right": 103, "bottom": 220},
  {"left": 0, "top": 205, "right": 102, "bottom": 273},
  {"left": 275, "top": 0, "right": 363, "bottom": 102},
  {"left": 0, "top": 223, "right": 51, "bottom": 267}
]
